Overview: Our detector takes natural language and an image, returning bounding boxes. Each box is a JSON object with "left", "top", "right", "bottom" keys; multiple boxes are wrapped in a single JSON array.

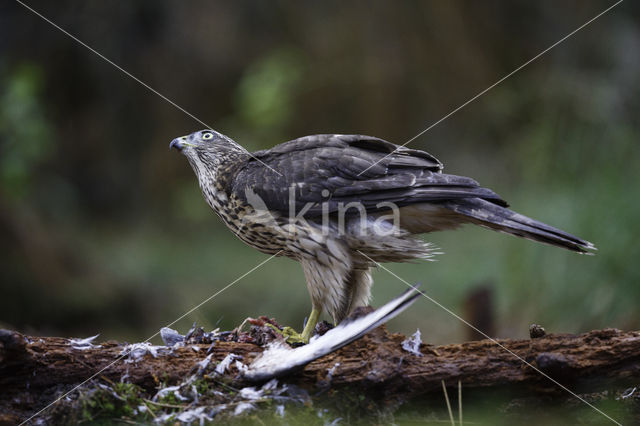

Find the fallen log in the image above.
[{"left": 1, "top": 325, "right": 639, "bottom": 424}]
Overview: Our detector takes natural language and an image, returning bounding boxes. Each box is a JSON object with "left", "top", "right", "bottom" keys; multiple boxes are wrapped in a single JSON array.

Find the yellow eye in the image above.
[{"left": 202, "top": 132, "right": 214, "bottom": 140}]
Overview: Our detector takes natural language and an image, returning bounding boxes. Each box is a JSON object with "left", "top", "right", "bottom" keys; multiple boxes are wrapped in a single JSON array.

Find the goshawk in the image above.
[{"left": 170, "top": 130, "right": 594, "bottom": 343}]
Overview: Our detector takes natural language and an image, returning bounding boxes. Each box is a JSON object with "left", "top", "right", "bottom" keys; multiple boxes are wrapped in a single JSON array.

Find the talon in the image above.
[
  {"left": 265, "top": 324, "right": 309, "bottom": 345},
  {"left": 263, "top": 309, "right": 322, "bottom": 345},
  {"left": 282, "top": 327, "right": 309, "bottom": 345}
]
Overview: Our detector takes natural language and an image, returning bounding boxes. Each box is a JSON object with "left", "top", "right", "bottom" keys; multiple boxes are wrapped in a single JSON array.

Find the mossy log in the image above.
[{"left": 1, "top": 326, "right": 639, "bottom": 423}]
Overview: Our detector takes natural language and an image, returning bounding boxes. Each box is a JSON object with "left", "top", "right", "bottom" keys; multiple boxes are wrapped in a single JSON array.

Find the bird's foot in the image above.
[
  {"left": 263, "top": 308, "right": 321, "bottom": 346},
  {"left": 264, "top": 324, "right": 310, "bottom": 345},
  {"left": 281, "top": 326, "right": 311, "bottom": 345}
]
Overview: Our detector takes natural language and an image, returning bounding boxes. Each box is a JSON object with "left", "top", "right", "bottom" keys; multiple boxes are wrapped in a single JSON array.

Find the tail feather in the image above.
[{"left": 442, "top": 198, "right": 595, "bottom": 253}]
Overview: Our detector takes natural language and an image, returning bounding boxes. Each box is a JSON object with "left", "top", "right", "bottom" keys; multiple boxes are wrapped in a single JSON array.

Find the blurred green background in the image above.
[{"left": 1, "top": 1, "right": 638, "bottom": 345}]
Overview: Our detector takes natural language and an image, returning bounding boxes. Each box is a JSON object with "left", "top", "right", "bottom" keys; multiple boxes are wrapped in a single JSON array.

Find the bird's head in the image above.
[
  {"left": 170, "top": 129, "right": 245, "bottom": 155},
  {"left": 170, "top": 129, "right": 248, "bottom": 182}
]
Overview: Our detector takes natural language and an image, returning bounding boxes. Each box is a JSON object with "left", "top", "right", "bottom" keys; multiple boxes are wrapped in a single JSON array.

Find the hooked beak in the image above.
[{"left": 169, "top": 137, "right": 186, "bottom": 151}]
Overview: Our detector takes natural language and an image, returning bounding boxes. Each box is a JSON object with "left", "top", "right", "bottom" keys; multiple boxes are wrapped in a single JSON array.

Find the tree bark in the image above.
[{"left": 1, "top": 326, "right": 639, "bottom": 423}]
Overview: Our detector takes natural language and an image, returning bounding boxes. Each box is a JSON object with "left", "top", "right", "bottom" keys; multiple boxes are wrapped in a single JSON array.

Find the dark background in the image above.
[{"left": 1, "top": 1, "right": 638, "bottom": 345}]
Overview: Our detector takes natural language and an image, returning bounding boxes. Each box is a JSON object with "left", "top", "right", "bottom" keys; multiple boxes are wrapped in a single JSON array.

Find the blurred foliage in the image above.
[
  {"left": 234, "top": 47, "right": 304, "bottom": 133},
  {"left": 0, "top": 1, "right": 639, "bottom": 353},
  {"left": 0, "top": 65, "right": 53, "bottom": 200}
]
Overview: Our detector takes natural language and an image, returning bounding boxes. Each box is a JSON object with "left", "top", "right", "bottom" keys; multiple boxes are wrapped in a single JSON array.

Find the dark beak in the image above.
[{"left": 169, "top": 137, "right": 184, "bottom": 151}]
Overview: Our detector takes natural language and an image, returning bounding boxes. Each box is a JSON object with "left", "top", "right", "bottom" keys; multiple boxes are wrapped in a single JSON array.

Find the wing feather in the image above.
[{"left": 232, "top": 134, "right": 507, "bottom": 216}]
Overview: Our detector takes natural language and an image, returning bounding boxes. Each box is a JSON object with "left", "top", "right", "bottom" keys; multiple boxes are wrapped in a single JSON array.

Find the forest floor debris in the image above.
[{"left": 1, "top": 324, "right": 640, "bottom": 424}]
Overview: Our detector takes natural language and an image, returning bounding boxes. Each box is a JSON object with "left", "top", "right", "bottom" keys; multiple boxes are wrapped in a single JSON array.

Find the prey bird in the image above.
[{"left": 170, "top": 130, "right": 594, "bottom": 343}]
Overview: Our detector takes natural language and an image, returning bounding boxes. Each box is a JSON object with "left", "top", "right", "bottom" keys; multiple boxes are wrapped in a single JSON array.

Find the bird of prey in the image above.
[{"left": 170, "top": 130, "right": 594, "bottom": 343}]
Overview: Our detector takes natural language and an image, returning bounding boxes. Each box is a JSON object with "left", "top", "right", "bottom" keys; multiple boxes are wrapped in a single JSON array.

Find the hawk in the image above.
[{"left": 170, "top": 130, "right": 594, "bottom": 343}]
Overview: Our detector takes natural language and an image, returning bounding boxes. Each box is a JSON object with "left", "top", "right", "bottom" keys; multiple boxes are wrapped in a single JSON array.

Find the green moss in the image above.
[
  {"left": 194, "top": 378, "right": 211, "bottom": 395},
  {"left": 80, "top": 382, "right": 150, "bottom": 422},
  {"left": 157, "top": 390, "right": 181, "bottom": 406}
]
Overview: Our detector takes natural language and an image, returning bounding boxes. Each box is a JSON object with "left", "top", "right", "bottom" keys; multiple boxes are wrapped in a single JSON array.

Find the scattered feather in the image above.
[
  {"left": 239, "top": 386, "right": 263, "bottom": 400},
  {"left": 196, "top": 354, "right": 213, "bottom": 374},
  {"left": 235, "top": 359, "right": 249, "bottom": 374},
  {"left": 154, "top": 406, "right": 213, "bottom": 425},
  {"left": 215, "top": 353, "right": 241, "bottom": 375},
  {"left": 184, "top": 322, "right": 198, "bottom": 340},
  {"left": 238, "top": 378, "right": 283, "bottom": 402},
  {"left": 191, "top": 384, "right": 200, "bottom": 404},
  {"left": 160, "top": 327, "right": 185, "bottom": 346},
  {"left": 69, "top": 334, "right": 101, "bottom": 350},
  {"left": 120, "top": 342, "right": 167, "bottom": 362},
  {"left": 327, "top": 362, "right": 341, "bottom": 380},
  {"left": 262, "top": 378, "right": 279, "bottom": 392},
  {"left": 233, "top": 402, "right": 255, "bottom": 416},
  {"left": 619, "top": 387, "right": 637, "bottom": 400},
  {"left": 401, "top": 329, "right": 423, "bottom": 357},
  {"left": 153, "top": 385, "right": 188, "bottom": 402}
]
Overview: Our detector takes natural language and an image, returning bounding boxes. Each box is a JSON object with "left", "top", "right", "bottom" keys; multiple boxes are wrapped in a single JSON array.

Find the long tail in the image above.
[{"left": 442, "top": 198, "right": 596, "bottom": 253}]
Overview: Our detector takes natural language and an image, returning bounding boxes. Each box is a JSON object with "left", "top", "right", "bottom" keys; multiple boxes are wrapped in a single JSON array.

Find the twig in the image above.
[
  {"left": 207, "top": 376, "right": 240, "bottom": 393},
  {"left": 142, "top": 400, "right": 157, "bottom": 419},
  {"left": 458, "top": 380, "right": 462, "bottom": 426},
  {"left": 114, "top": 419, "right": 138, "bottom": 425},
  {"left": 143, "top": 399, "right": 188, "bottom": 410},
  {"left": 100, "top": 375, "right": 116, "bottom": 386},
  {"left": 442, "top": 380, "right": 455, "bottom": 426}
]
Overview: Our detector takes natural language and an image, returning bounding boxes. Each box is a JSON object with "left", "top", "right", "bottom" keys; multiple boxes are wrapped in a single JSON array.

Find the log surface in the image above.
[{"left": 1, "top": 326, "right": 639, "bottom": 423}]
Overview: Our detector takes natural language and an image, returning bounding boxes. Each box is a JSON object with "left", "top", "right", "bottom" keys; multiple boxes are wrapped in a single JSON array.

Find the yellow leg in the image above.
[
  {"left": 267, "top": 308, "right": 321, "bottom": 345},
  {"left": 299, "top": 308, "right": 320, "bottom": 342}
]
